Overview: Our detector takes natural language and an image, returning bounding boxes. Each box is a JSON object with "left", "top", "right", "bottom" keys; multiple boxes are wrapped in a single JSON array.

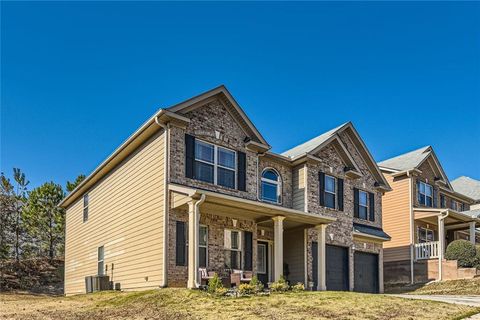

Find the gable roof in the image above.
[
  {"left": 282, "top": 122, "right": 391, "bottom": 192},
  {"left": 452, "top": 176, "right": 480, "bottom": 201},
  {"left": 167, "top": 85, "right": 270, "bottom": 147},
  {"left": 461, "top": 208, "right": 480, "bottom": 219},
  {"left": 378, "top": 146, "right": 431, "bottom": 171}
]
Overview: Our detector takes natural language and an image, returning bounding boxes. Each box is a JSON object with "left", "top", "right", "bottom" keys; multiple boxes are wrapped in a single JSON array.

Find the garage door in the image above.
[
  {"left": 326, "top": 245, "right": 349, "bottom": 291},
  {"left": 354, "top": 252, "right": 379, "bottom": 293}
]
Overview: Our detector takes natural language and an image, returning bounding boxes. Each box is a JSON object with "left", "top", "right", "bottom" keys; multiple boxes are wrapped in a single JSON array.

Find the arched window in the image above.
[{"left": 261, "top": 169, "right": 281, "bottom": 203}]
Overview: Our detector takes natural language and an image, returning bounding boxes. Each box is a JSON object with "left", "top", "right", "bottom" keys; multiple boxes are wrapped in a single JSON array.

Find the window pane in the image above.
[
  {"left": 359, "top": 206, "right": 368, "bottom": 220},
  {"left": 231, "top": 251, "right": 241, "bottom": 269},
  {"left": 217, "top": 167, "right": 235, "bottom": 188},
  {"left": 195, "top": 161, "right": 214, "bottom": 183},
  {"left": 419, "top": 182, "right": 425, "bottom": 193},
  {"left": 325, "top": 176, "right": 336, "bottom": 193},
  {"left": 262, "top": 170, "right": 278, "bottom": 181},
  {"left": 425, "top": 184, "right": 432, "bottom": 197},
  {"left": 419, "top": 194, "right": 426, "bottom": 205},
  {"left": 199, "top": 247, "right": 207, "bottom": 268},
  {"left": 231, "top": 231, "right": 239, "bottom": 249},
  {"left": 195, "top": 141, "right": 214, "bottom": 163},
  {"left": 98, "top": 261, "right": 104, "bottom": 276},
  {"left": 426, "top": 196, "right": 433, "bottom": 207},
  {"left": 359, "top": 191, "right": 368, "bottom": 206},
  {"left": 84, "top": 194, "right": 89, "bottom": 207},
  {"left": 325, "top": 192, "right": 335, "bottom": 209},
  {"left": 218, "top": 147, "right": 235, "bottom": 169},
  {"left": 262, "top": 181, "right": 278, "bottom": 202},
  {"left": 199, "top": 226, "right": 207, "bottom": 246},
  {"left": 427, "top": 230, "right": 434, "bottom": 241},
  {"left": 98, "top": 246, "right": 104, "bottom": 260}
]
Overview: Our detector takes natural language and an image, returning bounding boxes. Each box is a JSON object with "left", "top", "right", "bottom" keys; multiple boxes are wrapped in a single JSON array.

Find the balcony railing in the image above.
[{"left": 415, "top": 241, "right": 440, "bottom": 260}]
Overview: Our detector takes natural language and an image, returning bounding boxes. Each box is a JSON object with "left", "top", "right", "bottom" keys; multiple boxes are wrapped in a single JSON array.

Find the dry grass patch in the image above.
[
  {"left": 1, "top": 289, "right": 479, "bottom": 320},
  {"left": 386, "top": 278, "right": 480, "bottom": 296}
]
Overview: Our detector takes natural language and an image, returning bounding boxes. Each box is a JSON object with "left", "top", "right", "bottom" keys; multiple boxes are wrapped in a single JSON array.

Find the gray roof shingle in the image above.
[
  {"left": 460, "top": 208, "right": 480, "bottom": 218},
  {"left": 353, "top": 223, "right": 391, "bottom": 240},
  {"left": 378, "top": 146, "right": 431, "bottom": 171},
  {"left": 281, "top": 122, "right": 349, "bottom": 158},
  {"left": 452, "top": 176, "right": 480, "bottom": 201}
]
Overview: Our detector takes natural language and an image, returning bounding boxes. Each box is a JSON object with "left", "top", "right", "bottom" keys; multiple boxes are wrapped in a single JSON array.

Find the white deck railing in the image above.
[{"left": 415, "top": 241, "right": 440, "bottom": 260}]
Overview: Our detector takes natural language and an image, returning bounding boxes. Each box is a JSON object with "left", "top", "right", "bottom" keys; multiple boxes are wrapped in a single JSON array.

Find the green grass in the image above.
[
  {"left": 386, "top": 278, "right": 480, "bottom": 296},
  {"left": 2, "top": 288, "right": 479, "bottom": 320}
]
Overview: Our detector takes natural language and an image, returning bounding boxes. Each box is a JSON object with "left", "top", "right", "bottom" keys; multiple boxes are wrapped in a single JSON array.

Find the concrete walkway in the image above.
[{"left": 390, "top": 294, "right": 480, "bottom": 307}]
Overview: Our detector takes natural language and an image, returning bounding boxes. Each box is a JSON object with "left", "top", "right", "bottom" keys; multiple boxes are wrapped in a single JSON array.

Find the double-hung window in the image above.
[
  {"left": 418, "top": 227, "right": 434, "bottom": 243},
  {"left": 97, "top": 246, "right": 105, "bottom": 276},
  {"left": 224, "top": 230, "right": 242, "bottom": 270},
  {"left": 418, "top": 182, "right": 433, "bottom": 207},
  {"left": 199, "top": 225, "right": 208, "bottom": 268},
  {"left": 324, "top": 175, "right": 336, "bottom": 209},
  {"left": 83, "top": 194, "right": 89, "bottom": 222},
  {"left": 261, "top": 169, "right": 281, "bottom": 203},
  {"left": 194, "top": 140, "right": 236, "bottom": 189},
  {"left": 358, "top": 190, "right": 369, "bottom": 220}
]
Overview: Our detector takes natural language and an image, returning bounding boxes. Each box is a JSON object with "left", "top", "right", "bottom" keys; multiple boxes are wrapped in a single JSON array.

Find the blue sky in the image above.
[{"left": 2, "top": 2, "right": 479, "bottom": 189}]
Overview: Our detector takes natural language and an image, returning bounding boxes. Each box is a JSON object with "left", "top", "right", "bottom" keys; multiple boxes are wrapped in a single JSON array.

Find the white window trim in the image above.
[
  {"left": 97, "top": 246, "right": 104, "bottom": 276},
  {"left": 199, "top": 224, "right": 208, "bottom": 267},
  {"left": 324, "top": 174, "right": 337, "bottom": 209},
  {"left": 419, "top": 181, "right": 433, "bottom": 207},
  {"left": 358, "top": 190, "right": 369, "bottom": 219},
  {"left": 418, "top": 227, "right": 435, "bottom": 243},
  {"left": 194, "top": 139, "right": 237, "bottom": 189},
  {"left": 83, "top": 194, "right": 89, "bottom": 223},
  {"left": 260, "top": 168, "right": 282, "bottom": 204}
]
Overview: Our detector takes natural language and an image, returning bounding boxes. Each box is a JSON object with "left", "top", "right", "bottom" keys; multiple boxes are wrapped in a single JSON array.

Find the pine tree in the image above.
[
  {"left": 66, "top": 174, "right": 86, "bottom": 193},
  {"left": 12, "top": 168, "right": 29, "bottom": 261}
]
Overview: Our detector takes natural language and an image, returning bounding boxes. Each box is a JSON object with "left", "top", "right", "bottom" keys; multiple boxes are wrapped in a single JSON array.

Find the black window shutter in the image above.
[
  {"left": 185, "top": 134, "right": 195, "bottom": 179},
  {"left": 353, "top": 188, "right": 359, "bottom": 218},
  {"left": 237, "top": 151, "right": 246, "bottom": 191},
  {"left": 337, "top": 178, "right": 344, "bottom": 211},
  {"left": 433, "top": 187, "right": 438, "bottom": 208},
  {"left": 176, "top": 221, "right": 187, "bottom": 266},
  {"left": 243, "top": 231, "right": 253, "bottom": 271},
  {"left": 440, "top": 194, "right": 445, "bottom": 208},
  {"left": 319, "top": 172, "right": 325, "bottom": 206},
  {"left": 368, "top": 192, "right": 375, "bottom": 221}
]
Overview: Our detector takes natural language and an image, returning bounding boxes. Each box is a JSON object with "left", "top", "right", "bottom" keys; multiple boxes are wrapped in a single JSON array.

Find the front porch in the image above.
[
  {"left": 413, "top": 208, "right": 480, "bottom": 281},
  {"left": 168, "top": 184, "right": 335, "bottom": 290}
]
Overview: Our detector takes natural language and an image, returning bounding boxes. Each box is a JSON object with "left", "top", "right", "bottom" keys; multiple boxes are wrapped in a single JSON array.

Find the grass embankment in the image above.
[
  {"left": 386, "top": 278, "right": 480, "bottom": 296},
  {"left": 2, "top": 288, "right": 479, "bottom": 320}
]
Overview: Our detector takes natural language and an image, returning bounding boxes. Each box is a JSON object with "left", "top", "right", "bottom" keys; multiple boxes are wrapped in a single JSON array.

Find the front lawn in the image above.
[
  {"left": 386, "top": 278, "right": 480, "bottom": 296},
  {"left": 1, "top": 289, "right": 478, "bottom": 320}
]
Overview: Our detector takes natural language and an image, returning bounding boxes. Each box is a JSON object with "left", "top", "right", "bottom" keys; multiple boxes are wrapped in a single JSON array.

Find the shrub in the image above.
[
  {"left": 238, "top": 283, "right": 256, "bottom": 296},
  {"left": 214, "top": 287, "right": 228, "bottom": 296},
  {"left": 270, "top": 275, "right": 289, "bottom": 292},
  {"left": 249, "top": 275, "right": 264, "bottom": 293},
  {"left": 475, "top": 245, "right": 480, "bottom": 269},
  {"left": 445, "top": 240, "right": 476, "bottom": 267},
  {"left": 207, "top": 273, "right": 224, "bottom": 295},
  {"left": 291, "top": 282, "right": 305, "bottom": 292}
]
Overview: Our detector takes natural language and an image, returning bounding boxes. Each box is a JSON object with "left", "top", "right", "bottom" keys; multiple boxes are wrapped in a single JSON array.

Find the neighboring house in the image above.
[
  {"left": 452, "top": 176, "right": 480, "bottom": 211},
  {"left": 60, "top": 85, "right": 391, "bottom": 296},
  {"left": 379, "top": 146, "right": 478, "bottom": 284}
]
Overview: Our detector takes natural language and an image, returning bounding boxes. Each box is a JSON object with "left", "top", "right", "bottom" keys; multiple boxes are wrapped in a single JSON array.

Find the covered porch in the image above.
[
  {"left": 413, "top": 208, "right": 480, "bottom": 262},
  {"left": 168, "top": 184, "right": 335, "bottom": 290}
]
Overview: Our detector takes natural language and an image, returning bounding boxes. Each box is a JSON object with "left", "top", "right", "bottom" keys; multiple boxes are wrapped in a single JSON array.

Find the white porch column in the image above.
[
  {"left": 187, "top": 201, "right": 197, "bottom": 289},
  {"left": 315, "top": 224, "right": 327, "bottom": 291},
  {"left": 470, "top": 222, "right": 476, "bottom": 245},
  {"left": 272, "top": 216, "right": 285, "bottom": 281},
  {"left": 438, "top": 215, "right": 445, "bottom": 281}
]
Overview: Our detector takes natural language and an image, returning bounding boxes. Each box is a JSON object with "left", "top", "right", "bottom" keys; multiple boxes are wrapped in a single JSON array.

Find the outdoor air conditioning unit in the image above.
[{"left": 85, "top": 275, "right": 110, "bottom": 293}]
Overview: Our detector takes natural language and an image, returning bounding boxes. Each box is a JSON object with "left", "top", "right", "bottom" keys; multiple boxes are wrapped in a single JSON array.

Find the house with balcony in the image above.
[
  {"left": 60, "top": 85, "right": 392, "bottom": 295},
  {"left": 378, "top": 146, "right": 479, "bottom": 284}
]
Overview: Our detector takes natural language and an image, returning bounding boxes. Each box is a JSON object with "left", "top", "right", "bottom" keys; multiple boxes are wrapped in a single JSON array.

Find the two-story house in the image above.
[
  {"left": 60, "top": 85, "right": 391, "bottom": 295},
  {"left": 379, "top": 146, "right": 479, "bottom": 284}
]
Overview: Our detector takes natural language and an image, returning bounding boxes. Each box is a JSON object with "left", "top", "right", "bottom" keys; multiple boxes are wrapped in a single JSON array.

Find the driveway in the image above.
[{"left": 390, "top": 294, "right": 480, "bottom": 307}]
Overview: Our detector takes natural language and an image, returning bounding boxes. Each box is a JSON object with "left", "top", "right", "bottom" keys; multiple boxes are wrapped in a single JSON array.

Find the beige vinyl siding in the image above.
[
  {"left": 292, "top": 165, "right": 307, "bottom": 211},
  {"left": 382, "top": 174, "right": 411, "bottom": 262},
  {"left": 65, "top": 131, "right": 165, "bottom": 295},
  {"left": 284, "top": 229, "right": 305, "bottom": 284}
]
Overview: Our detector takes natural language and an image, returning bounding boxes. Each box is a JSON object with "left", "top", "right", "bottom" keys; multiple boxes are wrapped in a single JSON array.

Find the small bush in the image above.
[
  {"left": 445, "top": 240, "right": 476, "bottom": 267},
  {"left": 475, "top": 245, "right": 480, "bottom": 269},
  {"left": 207, "top": 273, "right": 224, "bottom": 295},
  {"left": 214, "top": 287, "right": 228, "bottom": 296},
  {"left": 291, "top": 282, "right": 305, "bottom": 292},
  {"left": 270, "top": 275, "right": 289, "bottom": 292},
  {"left": 238, "top": 283, "right": 256, "bottom": 296},
  {"left": 249, "top": 275, "right": 264, "bottom": 293}
]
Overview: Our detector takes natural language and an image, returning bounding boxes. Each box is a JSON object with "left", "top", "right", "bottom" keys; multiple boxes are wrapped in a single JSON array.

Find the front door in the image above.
[{"left": 257, "top": 241, "right": 269, "bottom": 285}]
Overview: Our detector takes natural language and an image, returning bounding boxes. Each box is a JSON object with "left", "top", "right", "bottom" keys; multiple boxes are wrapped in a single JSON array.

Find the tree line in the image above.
[{"left": 0, "top": 169, "right": 85, "bottom": 261}]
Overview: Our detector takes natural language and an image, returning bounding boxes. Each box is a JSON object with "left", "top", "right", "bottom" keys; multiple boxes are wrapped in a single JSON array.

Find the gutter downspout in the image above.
[
  {"left": 438, "top": 210, "right": 449, "bottom": 282},
  {"left": 194, "top": 194, "right": 206, "bottom": 288},
  {"left": 155, "top": 117, "right": 170, "bottom": 288},
  {"left": 407, "top": 169, "right": 415, "bottom": 284}
]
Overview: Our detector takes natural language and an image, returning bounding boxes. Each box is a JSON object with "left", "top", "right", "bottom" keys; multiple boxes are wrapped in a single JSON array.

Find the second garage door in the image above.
[
  {"left": 354, "top": 251, "right": 379, "bottom": 293},
  {"left": 326, "top": 245, "right": 349, "bottom": 291}
]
